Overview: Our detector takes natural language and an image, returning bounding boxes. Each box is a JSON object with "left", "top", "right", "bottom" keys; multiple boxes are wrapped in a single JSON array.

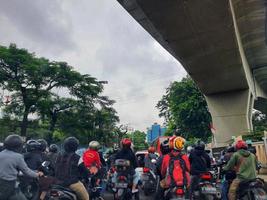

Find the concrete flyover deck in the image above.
[{"left": 117, "top": 0, "right": 267, "bottom": 146}]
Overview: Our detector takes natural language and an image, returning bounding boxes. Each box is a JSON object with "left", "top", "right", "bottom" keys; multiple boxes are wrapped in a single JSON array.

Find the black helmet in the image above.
[
  {"left": 4, "top": 134, "right": 23, "bottom": 152},
  {"left": 49, "top": 144, "right": 59, "bottom": 153},
  {"left": 37, "top": 139, "right": 48, "bottom": 152},
  {"left": 26, "top": 140, "right": 41, "bottom": 152},
  {"left": 160, "top": 139, "right": 170, "bottom": 155},
  {"left": 63, "top": 137, "right": 79, "bottom": 153},
  {"left": 195, "top": 140, "right": 205, "bottom": 150}
]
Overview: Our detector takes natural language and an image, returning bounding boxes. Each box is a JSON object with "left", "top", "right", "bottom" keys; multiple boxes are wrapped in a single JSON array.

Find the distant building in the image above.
[{"left": 147, "top": 123, "right": 167, "bottom": 144}]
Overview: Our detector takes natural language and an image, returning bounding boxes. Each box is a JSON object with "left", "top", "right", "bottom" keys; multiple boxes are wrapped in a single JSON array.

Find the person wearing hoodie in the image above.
[
  {"left": 189, "top": 140, "right": 211, "bottom": 198},
  {"left": 223, "top": 140, "right": 257, "bottom": 200}
]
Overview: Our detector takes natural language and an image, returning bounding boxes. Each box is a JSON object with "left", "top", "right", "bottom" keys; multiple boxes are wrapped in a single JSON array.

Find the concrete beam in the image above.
[{"left": 205, "top": 89, "right": 254, "bottom": 146}]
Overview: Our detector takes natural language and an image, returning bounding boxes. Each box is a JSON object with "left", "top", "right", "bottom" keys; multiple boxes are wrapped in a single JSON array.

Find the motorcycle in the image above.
[
  {"left": 113, "top": 159, "right": 139, "bottom": 200},
  {"left": 106, "top": 167, "right": 116, "bottom": 192},
  {"left": 142, "top": 159, "right": 158, "bottom": 196},
  {"left": 193, "top": 172, "right": 221, "bottom": 200},
  {"left": 85, "top": 168, "right": 104, "bottom": 200},
  {"left": 46, "top": 184, "right": 77, "bottom": 200},
  {"left": 18, "top": 161, "right": 52, "bottom": 200},
  {"left": 164, "top": 186, "right": 188, "bottom": 200},
  {"left": 236, "top": 178, "right": 267, "bottom": 200}
]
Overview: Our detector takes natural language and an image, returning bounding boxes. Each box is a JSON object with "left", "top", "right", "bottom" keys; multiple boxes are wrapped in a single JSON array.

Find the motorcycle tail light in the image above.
[
  {"left": 201, "top": 172, "right": 212, "bottom": 180},
  {"left": 143, "top": 167, "right": 150, "bottom": 173},
  {"left": 176, "top": 188, "right": 184, "bottom": 195},
  {"left": 110, "top": 167, "right": 115, "bottom": 173},
  {"left": 118, "top": 176, "right": 126, "bottom": 181}
]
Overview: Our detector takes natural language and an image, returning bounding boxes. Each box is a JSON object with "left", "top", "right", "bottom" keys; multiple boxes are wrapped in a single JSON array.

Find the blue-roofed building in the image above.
[{"left": 146, "top": 123, "right": 167, "bottom": 144}]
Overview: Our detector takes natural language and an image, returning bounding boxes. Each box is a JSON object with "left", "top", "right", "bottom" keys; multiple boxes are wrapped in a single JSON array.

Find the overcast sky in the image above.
[{"left": 0, "top": 0, "right": 186, "bottom": 131}]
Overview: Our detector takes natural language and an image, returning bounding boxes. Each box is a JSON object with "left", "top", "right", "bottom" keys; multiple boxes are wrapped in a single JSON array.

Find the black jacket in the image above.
[
  {"left": 55, "top": 152, "right": 88, "bottom": 186},
  {"left": 24, "top": 152, "right": 44, "bottom": 170},
  {"left": 115, "top": 148, "right": 138, "bottom": 170},
  {"left": 189, "top": 149, "right": 211, "bottom": 175}
]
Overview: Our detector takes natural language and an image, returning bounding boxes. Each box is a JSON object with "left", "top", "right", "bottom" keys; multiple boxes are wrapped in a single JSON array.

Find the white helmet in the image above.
[
  {"left": 89, "top": 141, "right": 100, "bottom": 150},
  {"left": 187, "top": 146, "right": 193, "bottom": 153}
]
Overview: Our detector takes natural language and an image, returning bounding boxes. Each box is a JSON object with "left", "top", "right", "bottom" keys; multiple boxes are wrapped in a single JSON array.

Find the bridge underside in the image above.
[{"left": 118, "top": 0, "right": 267, "bottom": 146}]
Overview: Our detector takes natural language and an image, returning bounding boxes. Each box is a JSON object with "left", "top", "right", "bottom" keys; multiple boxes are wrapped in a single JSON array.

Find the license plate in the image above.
[
  {"left": 115, "top": 182, "right": 128, "bottom": 188},
  {"left": 201, "top": 186, "right": 217, "bottom": 194}
]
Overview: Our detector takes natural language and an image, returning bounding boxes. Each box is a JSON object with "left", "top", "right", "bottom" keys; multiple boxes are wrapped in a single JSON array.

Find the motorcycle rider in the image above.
[
  {"left": 47, "top": 144, "right": 59, "bottom": 171},
  {"left": 24, "top": 139, "right": 43, "bottom": 170},
  {"left": 0, "top": 134, "right": 43, "bottom": 200},
  {"left": 189, "top": 140, "right": 211, "bottom": 198},
  {"left": 220, "top": 146, "right": 236, "bottom": 200},
  {"left": 55, "top": 137, "right": 89, "bottom": 200},
  {"left": 246, "top": 140, "right": 256, "bottom": 155},
  {"left": 113, "top": 138, "right": 140, "bottom": 193},
  {"left": 83, "top": 141, "right": 102, "bottom": 169},
  {"left": 186, "top": 145, "right": 194, "bottom": 157},
  {"left": 107, "top": 147, "right": 119, "bottom": 169},
  {"left": 37, "top": 139, "right": 49, "bottom": 161},
  {"left": 154, "top": 138, "right": 171, "bottom": 200},
  {"left": 144, "top": 146, "right": 157, "bottom": 172},
  {"left": 161, "top": 136, "right": 190, "bottom": 190},
  {"left": 223, "top": 140, "right": 257, "bottom": 200}
]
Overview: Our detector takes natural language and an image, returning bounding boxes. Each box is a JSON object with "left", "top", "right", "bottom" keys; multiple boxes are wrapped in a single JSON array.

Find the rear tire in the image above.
[{"left": 134, "top": 192, "right": 140, "bottom": 200}]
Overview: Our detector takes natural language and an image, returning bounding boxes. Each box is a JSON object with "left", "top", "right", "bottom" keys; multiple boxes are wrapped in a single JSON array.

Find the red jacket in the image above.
[
  {"left": 161, "top": 151, "right": 191, "bottom": 187},
  {"left": 83, "top": 149, "right": 101, "bottom": 168}
]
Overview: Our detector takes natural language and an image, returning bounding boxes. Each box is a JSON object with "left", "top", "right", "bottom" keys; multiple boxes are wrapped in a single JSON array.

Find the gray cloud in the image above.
[
  {"left": 0, "top": 0, "right": 186, "bottom": 130},
  {"left": 0, "top": 0, "right": 75, "bottom": 54}
]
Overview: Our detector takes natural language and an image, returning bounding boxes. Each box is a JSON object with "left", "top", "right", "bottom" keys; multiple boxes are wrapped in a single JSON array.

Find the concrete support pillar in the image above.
[{"left": 205, "top": 89, "right": 254, "bottom": 146}]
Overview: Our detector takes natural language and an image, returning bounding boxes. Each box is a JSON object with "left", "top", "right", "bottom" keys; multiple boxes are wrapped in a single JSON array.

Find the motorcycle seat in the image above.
[{"left": 239, "top": 178, "right": 264, "bottom": 189}]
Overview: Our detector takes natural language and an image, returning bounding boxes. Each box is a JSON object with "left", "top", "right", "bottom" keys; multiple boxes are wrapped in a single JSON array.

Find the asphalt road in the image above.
[{"left": 103, "top": 190, "right": 154, "bottom": 200}]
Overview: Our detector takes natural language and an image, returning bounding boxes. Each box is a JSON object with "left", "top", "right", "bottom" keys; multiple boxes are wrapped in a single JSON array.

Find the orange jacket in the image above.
[{"left": 83, "top": 149, "right": 101, "bottom": 168}]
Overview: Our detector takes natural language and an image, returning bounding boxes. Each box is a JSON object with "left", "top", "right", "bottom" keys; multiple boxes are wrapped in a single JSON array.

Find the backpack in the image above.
[{"left": 165, "top": 153, "right": 188, "bottom": 188}]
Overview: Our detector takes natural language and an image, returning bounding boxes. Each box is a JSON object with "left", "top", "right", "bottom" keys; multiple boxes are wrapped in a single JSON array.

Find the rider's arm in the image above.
[
  {"left": 223, "top": 153, "right": 237, "bottom": 171},
  {"left": 17, "top": 155, "right": 38, "bottom": 178}
]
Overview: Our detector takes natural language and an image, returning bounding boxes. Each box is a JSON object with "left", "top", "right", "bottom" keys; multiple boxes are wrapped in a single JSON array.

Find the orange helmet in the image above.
[
  {"left": 169, "top": 136, "right": 185, "bottom": 151},
  {"left": 148, "top": 146, "right": 156, "bottom": 153}
]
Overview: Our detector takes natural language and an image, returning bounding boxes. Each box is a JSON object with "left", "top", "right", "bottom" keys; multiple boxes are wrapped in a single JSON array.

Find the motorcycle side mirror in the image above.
[
  {"left": 42, "top": 161, "right": 50, "bottom": 167},
  {"left": 151, "top": 159, "right": 157, "bottom": 164}
]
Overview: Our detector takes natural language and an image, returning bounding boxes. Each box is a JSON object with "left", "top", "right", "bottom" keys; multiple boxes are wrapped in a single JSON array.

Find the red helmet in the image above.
[
  {"left": 121, "top": 138, "right": 132, "bottom": 148},
  {"left": 235, "top": 140, "right": 247, "bottom": 150},
  {"left": 148, "top": 146, "right": 156, "bottom": 153}
]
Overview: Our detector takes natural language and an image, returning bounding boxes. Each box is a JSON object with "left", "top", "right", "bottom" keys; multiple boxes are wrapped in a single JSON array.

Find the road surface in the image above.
[{"left": 103, "top": 190, "right": 154, "bottom": 200}]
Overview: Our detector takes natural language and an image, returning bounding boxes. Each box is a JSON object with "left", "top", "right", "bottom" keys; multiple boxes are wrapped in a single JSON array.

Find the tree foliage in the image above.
[
  {"left": 124, "top": 130, "right": 148, "bottom": 151},
  {"left": 0, "top": 44, "right": 119, "bottom": 145},
  {"left": 157, "top": 76, "right": 212, "bottom": 141}
]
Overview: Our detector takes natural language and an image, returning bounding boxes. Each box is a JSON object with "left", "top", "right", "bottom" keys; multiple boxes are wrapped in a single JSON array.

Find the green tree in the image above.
[
  {"left": 124, "top": 130, "right": 148, "bottom": 151},
  {"left": 157, "top": 76, "right": 212, "bottom": 141},
  {"left": 0, "top": 44, "right": 81, "bottom": 136}
]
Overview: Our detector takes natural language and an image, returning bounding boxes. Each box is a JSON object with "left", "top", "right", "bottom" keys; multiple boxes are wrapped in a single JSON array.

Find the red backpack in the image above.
[{"left": 164, "top": 153, "right": 189, "bottom": 188}]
